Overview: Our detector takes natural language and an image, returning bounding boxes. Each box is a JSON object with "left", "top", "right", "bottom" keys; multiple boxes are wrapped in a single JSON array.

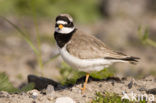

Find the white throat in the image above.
[{"left": 55, "top": 27, "right": 75, "bottom": 34}]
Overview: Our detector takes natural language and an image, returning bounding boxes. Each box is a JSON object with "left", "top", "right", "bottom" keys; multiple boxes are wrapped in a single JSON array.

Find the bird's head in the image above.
[{"left": 55, "top": 14, "right": 75, "bottom": 34}]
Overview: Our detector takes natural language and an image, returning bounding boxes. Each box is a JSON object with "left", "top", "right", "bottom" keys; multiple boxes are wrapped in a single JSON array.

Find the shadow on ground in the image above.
[{"left": 28, "top": 75, "right": 122, "bottom": 91}]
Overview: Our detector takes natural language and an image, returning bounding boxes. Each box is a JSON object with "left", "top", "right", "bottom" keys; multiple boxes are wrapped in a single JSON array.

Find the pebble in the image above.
[
  {"left": 46, "top": 85, "right": 55, "bottom": 101},
  {"left": 55, "top": 97, "right": 76, "bottom": 103},
  {"left": 46, "top": 85, "right": 55, "bottom": 95},
  {"left": 99, "top": 84, "right": 102, "bottom": 87},
  {"left": 128, "top": 80, "right": 133, "bottom": 89},
  {"left": 138, "top": 87, "right": 147, "bottom": 91},
  {"left": 146, "top": 88, "right": 156, "bottom": 95},
  {"left": 28, "top": 90, "right": 40, "bottom": 99}
]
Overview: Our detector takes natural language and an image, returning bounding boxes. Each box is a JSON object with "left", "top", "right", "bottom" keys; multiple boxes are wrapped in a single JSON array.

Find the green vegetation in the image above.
[
  {"left": 138, "top": 26, "right": 156, "bottom": 47},
  {"left": 92, "top": 92, "right": 146, "bottom": 103},
  {"left": 59, "top": 62, "right": 114, "bottom": 85},
  {"left": 0, "top": 72, "right": 18, "bottom": 93},
  {"left": 0, "top": 72, "right": 34, "bottom": 93},
  {"left": 90, "top": 68, "right": 114, "bottom": 80},
  {"left": 20, "top": 83, "right": 35, "bottom": 92},
  {"left": 0, "top": 0, "right": 101, "bottom": 23},
  {"left": 92, "top": 92, "right": 127, "bottom": 103},
  {"left": 59, "top": 62, "right": 85, "bottom": 85}
]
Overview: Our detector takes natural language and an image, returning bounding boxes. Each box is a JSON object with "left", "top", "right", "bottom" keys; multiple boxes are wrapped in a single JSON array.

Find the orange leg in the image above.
[{"left": 81, "top": 73, "right": 89, "bottom": 93}]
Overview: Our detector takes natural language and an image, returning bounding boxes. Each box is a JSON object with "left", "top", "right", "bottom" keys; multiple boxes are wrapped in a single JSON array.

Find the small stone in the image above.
[
  {"left": 128, "top": 80, "right": 133, "bottom": 89},
  {"left": 28, "top": 90, "right": 40, "bottom": 99},
  {"left": 32, "top": 92, "right": 38, "bottom": 96},
  {"left": 46, "top": 85, "right": 55, "bottom": 101},
  {"left": 111, "top": 81, "right": 115, "bottom": 86},
  {"left": 146, "top": 88, "right": 156, "bottom": 95},
  {"left": 32, "top": 100, "right": 36, "bottom": 103},
  {"left": 99, "top": 84, "right": 102, "bottom": 87},
  {"left": 138, "top": 87, "right": 147, "bottom": 91},
  {"left": 55, "top": 97, "right": 76, "bottom": 103},
  {"left": 46, "top": 85, "right": 55, "bottom": 95},
  {"left": 82, "top": 95, "right": 86, "bottom": 97}
]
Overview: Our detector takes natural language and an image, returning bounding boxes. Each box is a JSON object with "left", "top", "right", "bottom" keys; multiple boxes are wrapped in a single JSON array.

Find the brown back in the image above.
[{"left": 66, "top": 30, "right": 126, "bottom": 59}]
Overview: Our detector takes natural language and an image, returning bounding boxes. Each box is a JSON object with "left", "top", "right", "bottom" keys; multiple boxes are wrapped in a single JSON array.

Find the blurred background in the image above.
[{"left": 0, "top": 0, "right": 156, "bottom": 88}]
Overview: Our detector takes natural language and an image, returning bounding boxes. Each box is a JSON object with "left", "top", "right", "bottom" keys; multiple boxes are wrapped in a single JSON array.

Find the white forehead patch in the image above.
[{"left": 56, "top": 20, "right": 67, "bottom": 25}]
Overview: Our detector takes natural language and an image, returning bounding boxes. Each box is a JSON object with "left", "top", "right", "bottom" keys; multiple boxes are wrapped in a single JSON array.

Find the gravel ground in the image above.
[{"left": 0, "top": 76, "right": 155, "bottom": 103}]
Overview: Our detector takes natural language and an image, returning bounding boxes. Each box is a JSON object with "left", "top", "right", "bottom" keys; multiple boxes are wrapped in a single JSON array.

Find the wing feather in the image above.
[{"left": 66, "top": 30, "right": 126, "bottom": 59}]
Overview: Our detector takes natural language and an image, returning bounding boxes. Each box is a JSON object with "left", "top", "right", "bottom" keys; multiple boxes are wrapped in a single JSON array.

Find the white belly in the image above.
[{"left": 59, "top": 45, "right": 113, "bottom": 73}]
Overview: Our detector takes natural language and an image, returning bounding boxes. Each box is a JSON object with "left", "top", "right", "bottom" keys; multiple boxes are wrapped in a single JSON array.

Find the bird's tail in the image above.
[
  {"left": 118, "top": 56, "right": 140, "bottom": 64},
  {"left": 104, "top": 56, "right": 140, "bottom": 64}
]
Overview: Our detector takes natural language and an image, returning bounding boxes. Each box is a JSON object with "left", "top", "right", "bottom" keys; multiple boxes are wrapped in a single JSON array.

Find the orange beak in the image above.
[{"left": 58, "top": 24, "right": 63, "bottom": 29}]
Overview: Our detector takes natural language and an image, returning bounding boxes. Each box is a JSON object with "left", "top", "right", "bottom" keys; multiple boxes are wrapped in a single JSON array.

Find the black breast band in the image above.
[{"left": 54, "top": 29, "right": 77, "bottom": 48}]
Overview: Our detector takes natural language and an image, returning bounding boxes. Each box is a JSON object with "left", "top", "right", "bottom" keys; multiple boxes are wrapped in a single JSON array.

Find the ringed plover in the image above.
[{"left": 54, "top": 14, "right": 139, "bottom": 92}]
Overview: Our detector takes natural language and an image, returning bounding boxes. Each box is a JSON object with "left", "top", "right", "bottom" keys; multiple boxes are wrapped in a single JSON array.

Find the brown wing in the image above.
[{"left": 66, "top": 30, "right": 127, "bottom": 59}]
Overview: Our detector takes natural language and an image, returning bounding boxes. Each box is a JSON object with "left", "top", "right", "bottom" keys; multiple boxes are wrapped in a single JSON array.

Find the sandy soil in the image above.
[{"left": 0, "top": 76, "right": 155, "bottom": 103}]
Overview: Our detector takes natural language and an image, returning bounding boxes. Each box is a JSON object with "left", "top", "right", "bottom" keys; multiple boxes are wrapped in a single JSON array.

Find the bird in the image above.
[{"left": 53, "top": 14, "right": 139, "bottom": 93}]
